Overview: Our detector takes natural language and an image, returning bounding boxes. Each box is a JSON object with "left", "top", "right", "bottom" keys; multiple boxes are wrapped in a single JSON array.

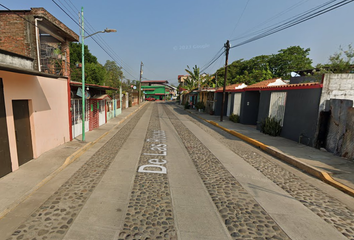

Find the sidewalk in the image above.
[
  {"left": 176, "top": 104, "right": 354, "bottom": 197},
  {"left": 0, "top": 103, "right": 146, "bottom": 219}
]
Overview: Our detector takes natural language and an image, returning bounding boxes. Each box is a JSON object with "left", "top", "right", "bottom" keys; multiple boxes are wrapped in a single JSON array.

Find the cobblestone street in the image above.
[{"left": 2, "top": 102, "right": 354, "bottom": 240}]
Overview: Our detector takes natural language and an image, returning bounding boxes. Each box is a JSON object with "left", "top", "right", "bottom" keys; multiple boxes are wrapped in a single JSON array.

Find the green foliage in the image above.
[
  {"left": 215, "top": 46, "right": 313, "bottom": 85},
  {"left": 195, "top": 101, "right": 205, "bottom": 110},
  {"left": 85, "top": 62, "right": 107, "bottom": 85},
  {"left": 259, "top": 117, "right": 282, "bottom": 136},
  {"left": 184, "top": 65, "right": 200, "bottom": 90},
  {"left": 184, "top": 101, "right": 190, "bottom": 109},
  {"left": 317, "top": 44, "right": 354, "bottom": 73},
  {"left": 229, "top": 113, "right": 240, "bottom": 123},
  {"left": 70, "top": 42, "right": 105, "bottom": 84},
  {"left": 269, "top": 46, "right": 312, "bottom": 79},
  {"left": 104, "top": 60, "right": 124, "bottom": 88},
  {"left": 70, "top": 42, "right": 98, "bottom": 65}
]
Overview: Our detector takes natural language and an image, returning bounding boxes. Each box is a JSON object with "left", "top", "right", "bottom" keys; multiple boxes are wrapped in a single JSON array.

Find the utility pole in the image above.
[
  {"left": 138, "top": 61, "right": 143, "bottom": 104},
  {"left": 220, "top": 40, "right": 230, "bottom": 122},
  {"left": 81, "top": 7, "right": 86, "bottom": 141}
]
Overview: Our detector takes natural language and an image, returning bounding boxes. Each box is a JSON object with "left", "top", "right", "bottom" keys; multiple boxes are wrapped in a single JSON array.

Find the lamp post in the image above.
[{"left": 81, "top": 7, "right": 116, "bottom": 141}]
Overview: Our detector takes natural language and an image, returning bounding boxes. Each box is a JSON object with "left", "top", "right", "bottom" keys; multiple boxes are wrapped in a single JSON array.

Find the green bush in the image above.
[
  {"left": 259, "top": 116, "right": 282, "bottom": 136},
  {"left": 229, "top": 113, "right": 240, "bottom": 123},
  {"left": 195, "top": 101, "right": 205, "bottom": 110},
  {"left": 184, "top": 101, "right": 190, "bottom": 109}
]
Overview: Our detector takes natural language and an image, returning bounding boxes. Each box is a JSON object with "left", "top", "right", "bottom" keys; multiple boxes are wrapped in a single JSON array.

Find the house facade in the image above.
[
  {"left": 70, "top": 82, "right": 120, "bottom": 139},
  {"left": 0, "top": 8, "right": 79, "bottom": 177}
]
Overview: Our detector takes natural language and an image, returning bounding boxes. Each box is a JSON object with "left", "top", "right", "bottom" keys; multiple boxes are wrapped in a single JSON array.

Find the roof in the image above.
[
  {"left": 260, "top": 82, "right": 322, "bottom": 91},
  {"left": 178, "top": 75, "right": 189, "bottom": 80},
  {"left": 245, "top": 78, "right": 286, "bottom": 90},
  {"left": 141, "top": 80, "right": 169, "bottom": 84},
  {"left": 0, "top": 63, "right": 63, "bottom": 79},
  {"left": 31, "top": 8, "right": 79, "bottom": 42},
  {"left": 200, "top": 87, "right": 216, "bottom": 92},
  {"left": 0, "top": 8, "right": 79, "bottom": 42},
  {"left": 70, "top": 81, "right": 118, "bottom": 91},
  {"left": 90, "top": 94, "right": 112, "bottom": 100},
  {"left": 216, "top": 83, "right": 247, "bottom": 92}
]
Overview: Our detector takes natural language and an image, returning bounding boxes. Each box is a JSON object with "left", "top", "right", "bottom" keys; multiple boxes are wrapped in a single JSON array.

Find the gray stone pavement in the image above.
[
  {"left": 0, "top": 104, "right": 145, "bottom": 221},
  {"left": 178, "top": 103, "right": 354, "bottom": 192},
  {"left": 1, "top": 101, "right": 354, "bottom": 240}
]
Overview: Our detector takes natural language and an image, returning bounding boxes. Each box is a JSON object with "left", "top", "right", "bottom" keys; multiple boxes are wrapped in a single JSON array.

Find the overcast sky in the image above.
[{"left": 2, "top": 0, "right": 354, "bottom": 85}]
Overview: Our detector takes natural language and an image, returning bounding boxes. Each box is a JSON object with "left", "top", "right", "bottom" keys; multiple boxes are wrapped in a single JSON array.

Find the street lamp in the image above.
[{"left": 81, "top": 7, "right": 116, "bottom": 141}]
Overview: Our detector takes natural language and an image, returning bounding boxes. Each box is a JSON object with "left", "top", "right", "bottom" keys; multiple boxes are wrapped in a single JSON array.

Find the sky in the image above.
[{"left": 1, "top": 0, "right": 354, "bottom": 85}]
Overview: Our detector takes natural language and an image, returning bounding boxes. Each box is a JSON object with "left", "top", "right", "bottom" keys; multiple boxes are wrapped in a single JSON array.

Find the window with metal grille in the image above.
[{"left": 269, "top": 92, "right": 287, "bottom": 126}]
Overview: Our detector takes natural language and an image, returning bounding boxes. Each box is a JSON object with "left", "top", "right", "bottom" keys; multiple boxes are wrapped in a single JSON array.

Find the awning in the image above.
[{"left": 90, "top": 94, "right": 112, "bottom": 100}]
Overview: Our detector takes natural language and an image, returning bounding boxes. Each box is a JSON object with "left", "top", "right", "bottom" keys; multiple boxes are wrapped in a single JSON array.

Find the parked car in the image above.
[{"left": 145, "top": 97, "right": 156, "bottom": 101}]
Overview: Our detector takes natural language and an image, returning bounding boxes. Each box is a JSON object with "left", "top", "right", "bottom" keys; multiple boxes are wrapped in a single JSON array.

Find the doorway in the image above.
[
  {"left": 0, "top": 78, "right": 12, "bottom": 177},
  {"left": 12, "top": 100, "right": 33, "bottom": 166}
]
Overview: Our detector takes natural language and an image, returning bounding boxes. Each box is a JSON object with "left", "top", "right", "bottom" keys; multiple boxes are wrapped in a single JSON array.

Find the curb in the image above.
[
  {"left": 0, "top": 103, "right": 147, "bottom": 220},
  {"left": 184, "top": 108, "right": 354, "bottom": 198}
]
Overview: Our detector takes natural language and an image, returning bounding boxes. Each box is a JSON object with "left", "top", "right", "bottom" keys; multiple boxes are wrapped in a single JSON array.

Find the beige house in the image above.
[{"left": 0, "top": 8, "right": 79, "bottom": 177}]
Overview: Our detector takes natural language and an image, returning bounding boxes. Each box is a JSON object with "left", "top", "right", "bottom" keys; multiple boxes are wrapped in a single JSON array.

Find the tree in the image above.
[
  {"left": 69, "top": 42, "right": 102, "bottom": 83},
  {"left": 317, "top": 44, "right": 354, "bottom": 73},
  {"left": 214, "top": 46, "right": 313, "bottom": 84},
  {"left": 104, "top": 60, "right": 124, "bottom": 88},
  {"left": 185, "top": 65, "right": 201, "bottom": 89},
  {"left": 200, "top": 74, "right": 215, "bottom": 88},
  {"left": 269, "top": 46, "right": 312, "bottom": 79},
  {"left": 215, "top": 56, "right": 273, "bottom": 85},
  {"left": 85, "top": 62, "right": 106, "bottom": 85}
]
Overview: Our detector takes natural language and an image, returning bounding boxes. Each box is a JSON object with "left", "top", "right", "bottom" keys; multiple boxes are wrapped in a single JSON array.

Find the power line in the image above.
[
  {"left": 63, "top": 0, "right": 139, "bottom": 79},
  {"left": 231, "top": 0, "right": 310, "bottom": 42},
  {"left": 199, "top": 47, "right": 225, "bottom": 73},
  {"left": 51, "top": 0, "right": 139, "bottom": 80},
  {"left": 198, "top": 0, "right": 353, "bottom": 74},
  {"left": 230, "top": 0, "right": 353, "bottom": 49},
  {"left": 229, "top": 0, "right": 250, "bottom": 39}
]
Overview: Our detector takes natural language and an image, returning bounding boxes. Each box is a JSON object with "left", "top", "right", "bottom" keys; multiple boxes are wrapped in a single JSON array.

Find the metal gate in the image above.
[
  {"left": 269, "top": 92, "right": 287, "bottom": 126},
  {"left": 71, "top": 99, "right": 89, "bottom": 138},
  {"left": 233, "top": 93, "right": 242, "bottom": 115},
  {"left": 98, "top": 100, "right": 105, "bottom": 126}
]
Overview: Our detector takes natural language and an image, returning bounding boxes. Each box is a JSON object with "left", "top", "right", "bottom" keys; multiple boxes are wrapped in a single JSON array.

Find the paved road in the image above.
[{"left": 2, "top": 102, "right": 354, "bottom": 240}]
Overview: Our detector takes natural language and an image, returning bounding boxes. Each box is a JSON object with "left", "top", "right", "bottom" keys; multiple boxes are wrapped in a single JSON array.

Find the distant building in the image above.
[
  {"left": 178, "top": 75, "right": 189, "bottom": 86},
  {"left": 141, "top": 80, "right": 176, "bottom": 100}
]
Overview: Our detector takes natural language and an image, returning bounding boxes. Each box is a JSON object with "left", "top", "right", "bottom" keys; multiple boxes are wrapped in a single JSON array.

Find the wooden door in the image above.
[
  {"left": 0, "top": 78, "right": 12, "bottom": 177},
  {"left": 12, "top": 100, "right": 33, "bottom": 166}
]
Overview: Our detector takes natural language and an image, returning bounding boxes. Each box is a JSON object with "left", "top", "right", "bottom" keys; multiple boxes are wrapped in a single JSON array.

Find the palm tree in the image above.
[
  {"left": 185, "top": 65, "right": 201, "bottom": 89},
  {"left": 200, "top": 74, "right": 215, "bottom": 89}
]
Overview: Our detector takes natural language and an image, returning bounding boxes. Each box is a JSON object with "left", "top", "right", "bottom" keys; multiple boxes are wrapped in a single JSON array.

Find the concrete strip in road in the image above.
[
  {"left": 63, "top": 104, "right": 152, "bottom": 240},
  {"left": 159, "top": 105, "right": 232, "bottom": 240},
  {"left": 188, "top": 109, "right": 354, "bottom": 198},
  {"left": 174, "top": 106, "right": 347, "bottom": 240}
]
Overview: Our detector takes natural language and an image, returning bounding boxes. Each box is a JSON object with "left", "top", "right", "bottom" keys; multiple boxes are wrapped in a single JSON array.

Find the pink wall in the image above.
[{"left": 1, "top": 70, "right": 70, "bottom": 171}]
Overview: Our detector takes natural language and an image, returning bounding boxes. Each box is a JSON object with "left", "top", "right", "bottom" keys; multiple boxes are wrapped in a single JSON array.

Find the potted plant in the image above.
[{"left": 195, "top": 101, "right": 205, "bottom": 112}]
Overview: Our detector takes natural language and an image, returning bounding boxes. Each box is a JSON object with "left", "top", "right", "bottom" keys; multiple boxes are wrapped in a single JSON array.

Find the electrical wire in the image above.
[
  {"left": 200, "top": 49, "right": 226, "bottom": 73},
  {"left": 230, "top": 0, "right": 353, "bottom": 49},
  {"left": 51, "top": 0, "right": 139, "bottom": 80},
  {"left": 199, "top": 46, "right": 225, "bottom": 73},
  {"left": 229, "top": 0, "right": 250, "bottom": 39},
  {"left": 231, "top": 0, "right": 310, "bottom": 42}
]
